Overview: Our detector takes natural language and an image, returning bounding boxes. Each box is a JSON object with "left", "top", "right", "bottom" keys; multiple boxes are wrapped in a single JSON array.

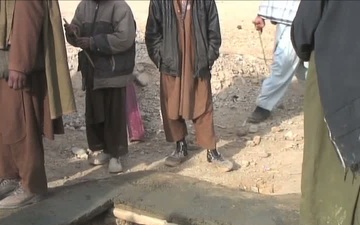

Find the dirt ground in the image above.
[{"left": 47, "top": 0, "right": 305, "bottom": 196}]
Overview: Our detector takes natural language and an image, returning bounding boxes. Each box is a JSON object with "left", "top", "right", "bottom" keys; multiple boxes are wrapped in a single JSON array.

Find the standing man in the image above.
[
  {"left": 65, "top": 0, "right": 136, "bottom": 173},
  {"left": 292, "top": 1, "right": 360, "bottom": 224},
  {"left": 248, "top": 0, "right": 307, "bottom": 123},
  {"left": 0, "top": 0, "right": 76, "bottom": 208},
  {"left": 145, "top": 0, "right": 233, "bottom": 172}
]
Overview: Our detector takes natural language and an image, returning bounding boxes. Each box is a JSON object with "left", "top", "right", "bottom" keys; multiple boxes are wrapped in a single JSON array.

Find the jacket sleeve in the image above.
[
  {"left": 91, "top": 3, "right": 136, "bottom": 55},
  {"left": 66, "top": 3, "right": 83, "bottom": 47},
  {"left": 206, "top": 0, "right": 221, "bottom": 68},
  {"left": 291, "top": 0, "right": 325, "bottom": 61},
  {"left": 8, "top": 0, "right": 45, "bottom": 74},
  {"left": 145, "top": 0, "right": 162, "bottom": 68}
]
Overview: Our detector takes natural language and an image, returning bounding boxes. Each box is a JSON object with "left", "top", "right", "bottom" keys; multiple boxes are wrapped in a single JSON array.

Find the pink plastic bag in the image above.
[{"left": 126, "top": 83, "right": 145, "bottom": 142}]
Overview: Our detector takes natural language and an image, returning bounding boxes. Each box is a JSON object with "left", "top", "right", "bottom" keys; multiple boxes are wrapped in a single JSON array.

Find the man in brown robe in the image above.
[
  {"left": 0, "top": 0, "right": 76, "bottom": 208},
  {"left": 145, "top": 0, "right": 233, "bottom": 172}
]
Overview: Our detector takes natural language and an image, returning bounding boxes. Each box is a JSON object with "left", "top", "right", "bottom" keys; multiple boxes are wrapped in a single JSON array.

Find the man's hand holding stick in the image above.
[{"left": 63, "top": 18, "right": 95, "bottom": 68}]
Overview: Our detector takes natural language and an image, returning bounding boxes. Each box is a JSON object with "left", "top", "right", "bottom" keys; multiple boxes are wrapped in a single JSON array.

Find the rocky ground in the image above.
[{"left": 46, "top": 1, "right": 305, "bottom": 198}]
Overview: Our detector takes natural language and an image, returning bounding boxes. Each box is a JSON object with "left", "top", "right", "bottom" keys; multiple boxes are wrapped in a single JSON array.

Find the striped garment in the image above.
[{"left": 258, "top": 0, "right": 300, "bottom": 25}]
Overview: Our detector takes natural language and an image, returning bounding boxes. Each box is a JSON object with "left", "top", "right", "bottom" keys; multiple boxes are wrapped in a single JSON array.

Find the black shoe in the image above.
[
  {"left": 164, "top": 140, "right": 188, "bottom": 167},
  {"left": 247, "top": 106, "right": 271, "bottom": 123},
  {"left": 207, "top": 149, "right": 234, "bottom": 172}
]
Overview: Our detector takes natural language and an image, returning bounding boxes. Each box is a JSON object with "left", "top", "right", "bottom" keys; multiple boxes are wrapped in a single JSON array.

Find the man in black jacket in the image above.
[{"left": 145, "top": 0, "right": 233, "bottom": 172}]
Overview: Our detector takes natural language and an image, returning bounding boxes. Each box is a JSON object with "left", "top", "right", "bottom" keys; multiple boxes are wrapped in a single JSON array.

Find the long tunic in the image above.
[
  {"left": 300, "top": 53, "right": 360, "bottom": 225},
  {"left": 161, "top": 0, "right": 213, "bottom": 121}
]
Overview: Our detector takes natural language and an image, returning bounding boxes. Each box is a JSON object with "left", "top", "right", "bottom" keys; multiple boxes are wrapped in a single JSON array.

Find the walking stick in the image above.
[{"left": 258, "top": 30, "right": 269, "bottom": 71}]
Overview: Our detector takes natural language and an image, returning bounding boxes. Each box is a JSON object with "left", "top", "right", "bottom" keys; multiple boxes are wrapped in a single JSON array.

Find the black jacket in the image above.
[
  {"left": 145, "top": 0, "right": 221, "bottom": 78},
  {"left": 292, "top": 1, "right": 360, "bottom": 173}
]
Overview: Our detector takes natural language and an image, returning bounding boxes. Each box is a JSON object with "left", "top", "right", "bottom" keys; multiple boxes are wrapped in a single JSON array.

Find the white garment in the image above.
[
  {"left": 258, "top": 0, "right": 300, "bottom": 25},
  {"left": 256, "top": 24, "right": 307, "bottom": 111}
]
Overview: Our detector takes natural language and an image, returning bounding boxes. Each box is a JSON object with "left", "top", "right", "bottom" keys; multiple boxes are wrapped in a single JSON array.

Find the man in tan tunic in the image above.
[
  {"left": 0, "top": 0, "right": 76, "bottom": 208},
  {"left": 145, "top": 0, "right": 233, "bottom": 172}
]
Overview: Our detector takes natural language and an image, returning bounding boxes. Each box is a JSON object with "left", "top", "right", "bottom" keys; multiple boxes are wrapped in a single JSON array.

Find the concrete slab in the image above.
[
  {"left": 0, "top": 171, "right": 299, "bottom": 225},
  {"left": 113, "top": 172, "right": 300, "bottom": 225},
  {"left": 0, "top": 171, "right": 150, "bottom": 225}
]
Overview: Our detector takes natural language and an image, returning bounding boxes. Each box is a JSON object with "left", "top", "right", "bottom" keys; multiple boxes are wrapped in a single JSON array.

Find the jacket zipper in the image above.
[{"left": 91, "top": 3, "right": 99, "bottom": 35}]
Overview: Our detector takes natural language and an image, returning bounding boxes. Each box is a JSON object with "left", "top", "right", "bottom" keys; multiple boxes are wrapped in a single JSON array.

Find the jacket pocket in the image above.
[
  {"left": 160, "top": 39, "right": 173, "bottom": 66},
  {"left": 94, "top": 55, "right": 112, "bottom": 72}
]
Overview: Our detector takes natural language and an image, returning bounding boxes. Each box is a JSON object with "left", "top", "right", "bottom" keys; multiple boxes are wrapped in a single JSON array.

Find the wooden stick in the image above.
[
  {"left": 63, "top": 18, "right": 95, "bottom": 68},
  {"left": 112, "top": 208, "right": 179, "bottom": 225},
  {"left": 258, "top": 30, "right": 268, "bottom": 70}
]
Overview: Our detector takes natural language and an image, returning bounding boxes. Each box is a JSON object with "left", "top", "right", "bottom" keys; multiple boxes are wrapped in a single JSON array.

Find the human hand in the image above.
[
  {"left": 253, "top": 16, "right": 265, "bottom": 32},
  {"left": 64, "top": 24, "right": 78, "bottom": 37},
  {"left": 76, "top": 37, "right": 91, "bottom": 50},
  {"left": 7, "top": 70, "right": 26, "bottom": 90}
]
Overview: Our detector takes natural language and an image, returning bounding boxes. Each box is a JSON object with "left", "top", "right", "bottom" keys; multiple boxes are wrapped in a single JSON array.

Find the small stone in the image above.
[
  {"left": 294, "top": 134, "right": 304, "bottom": 141},
  {"left": 271, "top": 126, "right": 283, "bottom": 133},
  {"left": 78, "top": 153, "right": 88, "bottom": 159},
  {"left": 71, "top": 147, "right": 87, "bottom": 158},
  {"left": 248, "top": 124, "right": 259, "bottom": 133},
  {"left": 241, "top": 160, "right": 250, "bottom": 168},
  {"left": 236, "top": 128, "right": 248, "bottom": 137},
  {"left": 284, "top": 131, "right": 294, "bottom": 140},
  {"left": 134, "top": 72, "right": 149, "bottom": 87},
  {"left": 80, "top": 126, "right": 86, "bottom": 131},
  {"left": 298, "top": 143, "right": 305, "bottom": 150},
  {"left": 237, "top": 24, "right": 242, "bottom": 30},
  {"left": 136, "top": 64, "right": 145, "bottom": 73},
  {"left": 250, "top": 78, "right": 259, "bottom": 84},
  {"left": 283, "top": 142, "right": 295, "bottom": 151},
  {"left": 259, "top": 152, "right": 270, "bottom": 158},
  {"left": 251, "top": 186, "right": 259, "bottom": 193},
  {"left": 253, "top": 136, "right": 261, "bottom": 145},
  {"left": 246, "top": 140, "right": 255, "bottom": 147}
]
